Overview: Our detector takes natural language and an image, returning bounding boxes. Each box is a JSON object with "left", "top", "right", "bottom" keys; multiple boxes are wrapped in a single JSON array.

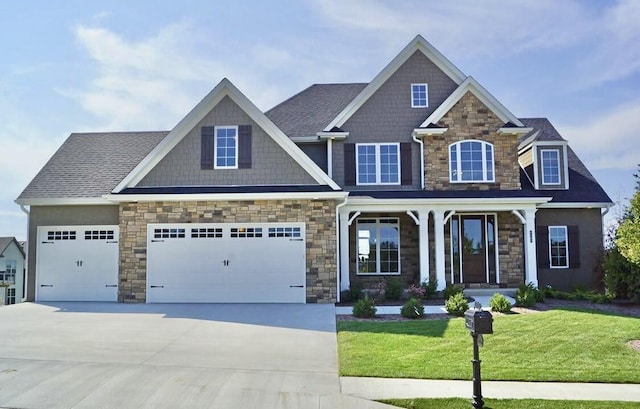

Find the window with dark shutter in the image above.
[
  {"left": 400, "top": 142, "right": 412, "bottom": 185},
  {"left": 536, "top": 226, "right": 549, "bottom": 268},
  {"left": 201, "top": 126, "right": 215, "bottom": 169},
  {"left": 344, "top": 143, "right": 356, "bottom": 186},
  {"left": 238, "top": 125, "right": 252, "bottom": 169},
  {"left": 568, "top": 226, "right": 580, "bottom": 268}
]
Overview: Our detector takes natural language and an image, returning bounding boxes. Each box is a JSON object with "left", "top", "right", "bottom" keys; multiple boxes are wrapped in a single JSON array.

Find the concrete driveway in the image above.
[{"left": 0, "top": 302, "right": 391, "bottom": 409}]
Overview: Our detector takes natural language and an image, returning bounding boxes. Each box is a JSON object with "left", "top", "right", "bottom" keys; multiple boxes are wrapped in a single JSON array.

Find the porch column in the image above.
[
  {"left": 418, "top": 209, "right": 430, "bottom": 284},
  {"left": 433, "top": 209, "right": 446, "bottom": 291},
  {"left": 339, "top": 212, "right": 351, "bottom": 292},
  {"left": 523, "top": 209, "right": 539, "bottom": 287}
]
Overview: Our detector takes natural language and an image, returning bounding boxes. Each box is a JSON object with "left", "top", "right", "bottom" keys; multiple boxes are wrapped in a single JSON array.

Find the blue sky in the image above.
[{"left": 1, "top": 0, "right": 639, "bottom": 240}]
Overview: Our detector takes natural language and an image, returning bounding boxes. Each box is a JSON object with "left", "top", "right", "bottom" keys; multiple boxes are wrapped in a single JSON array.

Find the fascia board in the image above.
[
  {"left": 498, "top": 127, "right": 533, "bottom": 135},
  {"left": 538, "top": 202, "right": 612, "bottom": 209},
  {"left": 324, "top": 35, "right": 466, "bottom": 132},
  {"left": 114, "top": 78, "right": 340, "bottom": 192},
  {"left": 532, "top": 140, "right": 569, "bottom": 147},
  {"left": 344, "top": 196, "right": 551, "bottom": 209},
  {"left": 103, "top": 191, "right": 348, "bottom": 203},
  {"left": 420, "top": 77, "right": 524, "bottom": 128},
  {"left": 15, "top": 197, "right": 114, "bottom": 206},
  {"left": 412, "top": 127, "right": 448, "bottom": 137}
]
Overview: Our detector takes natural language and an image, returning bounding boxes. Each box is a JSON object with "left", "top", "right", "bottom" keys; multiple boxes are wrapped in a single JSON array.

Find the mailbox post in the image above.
[{"left": 464, "top": 306, "right": 493, "bottom": 409}]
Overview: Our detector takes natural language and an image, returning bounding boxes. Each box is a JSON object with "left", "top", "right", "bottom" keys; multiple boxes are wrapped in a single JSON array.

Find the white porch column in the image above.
[
  {"left": 523, "top": 209, "right": 539, "bottom": 287},
  {"left": 433, "top": 209, "right": 446, "bottom": 291},
  {"left": 339, "top": 212, "right": 351, "bottom": 292},
  {"left": 418, "top": 209, "right": 430, "bottom": 284}
]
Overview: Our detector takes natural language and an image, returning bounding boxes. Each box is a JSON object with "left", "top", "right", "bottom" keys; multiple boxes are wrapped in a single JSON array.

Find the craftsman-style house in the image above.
[{"left": 17, "top": 35, "right": 611, "bottom": 303}]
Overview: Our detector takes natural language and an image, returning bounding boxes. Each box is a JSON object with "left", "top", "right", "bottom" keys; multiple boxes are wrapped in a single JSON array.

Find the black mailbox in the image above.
[{"left": 465, "top": 309, "right": 493, "bottom": 334}]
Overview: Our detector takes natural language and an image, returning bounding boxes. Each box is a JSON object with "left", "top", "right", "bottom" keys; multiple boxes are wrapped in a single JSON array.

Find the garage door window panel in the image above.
[
  {"left": 154, "top": 228, "right": 186, "bottom": 239},
  {"left": 230, "top": 227, "right": 263, "bottom": 238},
  {"left": 191, "top": 228, "right": 223, "bottom": 238},
  {"left": 48, "top": 230, "right": 76, "bottom": 241},
  {"left": 268, "top": 227, "right": 302, "bottom": 238},
  {"left": 85, "top": 230, "right": 115, "bottom": 240}
]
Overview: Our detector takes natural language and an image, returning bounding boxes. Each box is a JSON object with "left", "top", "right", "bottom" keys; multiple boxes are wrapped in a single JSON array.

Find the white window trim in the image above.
[
  {"left": 541, "top": 149, "right": 561, "bottom": 185},
  {"left": 548, "top": 225, "right": 569, "bottom": 269},
  {"left": 411, "top": 83, "right": 428, "bottom": 108},
  {"left": 214, "top": 125, "right": 239, "bottom": 169},
  {"left": 356, "top": 218, "right": 401, "bottom": 275},
  {"left": 449, "top": 140, "right": 495, "bottom": 183},
  {"left": 356, "top": 143, "right": 401, "bottom": 185}
]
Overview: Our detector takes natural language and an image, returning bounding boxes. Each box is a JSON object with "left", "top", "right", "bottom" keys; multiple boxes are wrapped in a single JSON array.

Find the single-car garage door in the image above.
[
  {"left": 147, "top": 223, "right": 306, "bottom": 303},
  {"left": 36, "top": 226, "right": 119, "bottom": 301}
]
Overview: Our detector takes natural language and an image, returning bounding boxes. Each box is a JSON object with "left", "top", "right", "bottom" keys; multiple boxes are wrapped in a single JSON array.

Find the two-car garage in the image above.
[{"left": 36, "top": 223, "right": 307, "bottom": 303}]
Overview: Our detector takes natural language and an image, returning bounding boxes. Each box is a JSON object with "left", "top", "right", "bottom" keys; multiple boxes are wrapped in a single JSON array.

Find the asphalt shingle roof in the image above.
[
  {"left": 265, "top": 83, "right": 367, "bottom": 138},
  {"left": 18, "top": 131, "right": 167, "bottom": 199}
]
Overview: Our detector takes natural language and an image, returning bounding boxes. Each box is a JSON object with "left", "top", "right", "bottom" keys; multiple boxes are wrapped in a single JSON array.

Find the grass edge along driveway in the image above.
[
  {"left": 337, "top": 308, "right": 640, "bottom": 383},
  {"left": 381, "top": 398, "right": 640, "bottom": 409}
]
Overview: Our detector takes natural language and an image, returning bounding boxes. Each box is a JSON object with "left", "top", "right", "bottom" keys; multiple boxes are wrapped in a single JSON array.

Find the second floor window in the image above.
[
  {"left": 215, "top": 126, "right": 238, "bottom": 169},
  {"left": 449, "top": 140, "right": 495, "bottom": 183},
  {"left": 356, "top": 143, "right": 400, "bottom": 185},
  {"left": 411, "top": 83, "right": 428, "bottom": 108},
  {"left": 541, "top": 149, "right": 561, "bottom": 185}
]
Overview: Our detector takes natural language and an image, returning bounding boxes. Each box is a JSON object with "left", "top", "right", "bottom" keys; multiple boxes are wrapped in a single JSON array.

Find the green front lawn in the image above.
[
  {"left": 337, "top": 309, "right": 640, "bottom": 383},
  {"left": 382, "top": 398, "right": 640, "bottom": 409}
]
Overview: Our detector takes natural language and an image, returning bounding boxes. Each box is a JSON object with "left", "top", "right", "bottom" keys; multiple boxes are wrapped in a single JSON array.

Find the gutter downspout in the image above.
[
  {"left": 18, "top": 204, "right": 29, "bottom": 302},
  {"left": 412, "top": 133, "right": 425, "bottom": 189},
  {"left": 335, "top": 195, "right": 349, "bottom": 303}
]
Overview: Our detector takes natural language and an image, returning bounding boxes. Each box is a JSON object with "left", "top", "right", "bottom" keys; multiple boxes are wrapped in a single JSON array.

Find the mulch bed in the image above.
[{"left": 336, "top": 299, "right": 640, "bottom": 322}]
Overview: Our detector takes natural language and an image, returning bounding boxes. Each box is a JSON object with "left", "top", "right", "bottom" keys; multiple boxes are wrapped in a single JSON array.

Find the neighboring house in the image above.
[
  {"left": 0, "top": 237, "right": 25, "bottom": 305},
  {"left": 16, "top": 35, "right": 611, "bottom": 304}
]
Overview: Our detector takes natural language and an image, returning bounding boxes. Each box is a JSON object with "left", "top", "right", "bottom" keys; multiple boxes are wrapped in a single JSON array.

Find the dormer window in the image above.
[
  {"left": 411, "top": 83, "right": 428, "bottom": 108},
  {"left": 449, "top": 140, "right": 495, "bottom": 183},
  {"left": 541, "top": 149, "right": 560, "bottom": 185}
]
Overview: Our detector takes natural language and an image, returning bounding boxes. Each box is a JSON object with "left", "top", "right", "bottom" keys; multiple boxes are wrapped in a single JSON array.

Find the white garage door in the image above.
[
  {"left": 147, "top": 223, "right": 306, "bottom": 303},
  {"left": 36, "top": 226, "right": 119, "bottom": 302}
]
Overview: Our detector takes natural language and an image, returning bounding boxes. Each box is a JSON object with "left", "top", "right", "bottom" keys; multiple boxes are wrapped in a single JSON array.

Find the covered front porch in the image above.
[{"left": 337, "top": 196, "right": 549, "bottom": 298}]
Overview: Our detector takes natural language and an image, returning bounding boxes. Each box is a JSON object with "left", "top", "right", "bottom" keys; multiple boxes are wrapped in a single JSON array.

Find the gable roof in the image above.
[
  {"left": 518, "top": 117, "right": 567, "bottom": 149},
  {"left": 419, "top": 76, "right": 525, "bottom": 128},
  {"left": 114, "top": 78, "right": 340, "bottom": 192},
  {"left": 0, "top": 237, "right": 25, "bottom": 258},
  {"left": 266, "top": 83, "right": 367, "bottom": 138},
  {"left": 16, "top": 131, "right": 167, "bottom": 204},
  {"left": 323, "top": 35, "right": 466, "bottom": 131}
]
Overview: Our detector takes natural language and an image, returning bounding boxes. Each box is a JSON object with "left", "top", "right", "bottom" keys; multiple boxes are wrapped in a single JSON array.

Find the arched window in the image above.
[{"left": 449, "top": 140, "right": 495, "bottom": 182}]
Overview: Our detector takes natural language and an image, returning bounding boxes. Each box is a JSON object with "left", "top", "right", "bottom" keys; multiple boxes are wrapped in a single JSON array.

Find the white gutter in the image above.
[
  {"left": 412, "top": 133, "right": 425, "bottom": 189},
  {"left": 18, "top": 204, "right": 29, "bottom": 302},
  {"left": 335, "top": 195, "right": 349, "bottom": 303},
  {"left": 103, "top": 191, "right": 348, "bottom": 203}
]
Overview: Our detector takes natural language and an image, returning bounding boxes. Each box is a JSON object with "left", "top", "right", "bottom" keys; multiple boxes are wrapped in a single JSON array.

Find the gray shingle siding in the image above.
[
  {"left": 139, "top": 96, "right": 317, "bottom": 187},
  {"left": 334, "top": 51, "right": 458, "bottom": 189}
]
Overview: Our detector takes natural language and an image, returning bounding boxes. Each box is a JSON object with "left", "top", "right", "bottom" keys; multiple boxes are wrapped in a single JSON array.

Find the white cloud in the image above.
[{"left": 558, "top": 101, "right": 640, "bottom": 171}]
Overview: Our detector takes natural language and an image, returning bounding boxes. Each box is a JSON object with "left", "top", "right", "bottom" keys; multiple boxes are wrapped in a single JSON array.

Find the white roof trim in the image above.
[
  {"left": 317, "top": 131, "right": 349, "bottom": 140},
  {"left": 420, "top": 76, "right": 524, "bottom": 128},
  {"left": 113, "top": 78, "right": 340, "bottom": 192},
  {"left": 103, "top": 191, "right": 348, "bottom": 203},
  {"left": 538, "top": 202, "right": 612, "bottom": 209},
  {"left": 412, "top": 127, "right": 448, "bottom": 137},
  {"left": 532, "top": 140, "right": 569, "bottom": 146},
  {"left": 15, "top": 197, "right": 114, "bottom": 206},
  {"left": 345, "top": 196, "right": 552, "bottom": 208},
  {"left": 324, "top": 35, "right": 466, "bottom": 131},
  {"left": 498, "top": 127, "right": 533, "bottom": 135}
]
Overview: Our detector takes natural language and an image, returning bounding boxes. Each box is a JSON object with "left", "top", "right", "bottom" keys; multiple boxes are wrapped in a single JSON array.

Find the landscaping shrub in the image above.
[
  {"left": 443, "top": 283, "right": 463, "bottom": 301},
  {"left": 445, "top": 292, "right": 468, "bottom": 316},
  {"left": 352, "top": 296, "right": 377, "bottom": 318},
  {"left": 341, "top": 283, "right": 364, "bottom": 302},
  {"left": 421, "top": 278, "right": 438, "bottom": 300},
  {"left": 400, "top": 298, "right": 425, "bottom": 319},
  {"left": 489, "top": 293, "right": 512, "bottom": 313},
  {"left": 544, "top": 287, "right": 613, "bottom": 304},
  {"left": 603, "top": 247, "right": 640, "bottom": 301},
  {"left": 407, "top": 284, "right": 426, "bottom": 300},
  {"left": 516, "top": 282, "right": 541, "bottom": 307},
  {"left": 385, "top": 277, "right": 404, "bottom": 301}
]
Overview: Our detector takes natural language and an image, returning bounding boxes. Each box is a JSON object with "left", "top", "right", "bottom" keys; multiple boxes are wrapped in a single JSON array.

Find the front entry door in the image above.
[{"left": 461, "top": 216, "right": 486, "bottom": 283}]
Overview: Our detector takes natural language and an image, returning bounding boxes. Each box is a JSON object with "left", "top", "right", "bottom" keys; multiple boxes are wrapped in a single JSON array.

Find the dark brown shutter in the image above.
[
  {"left": 238, "top": 125, "right": 252, "bottom": 169},
  {"left": 400, "top": 143, "right": 412, "bottom": 185},
  {"left": 536, "top": 226, "right": 549, "bottom": 268},
  {"left": 344, "top": 143, "right": 356, "bottom": 186},
  {"left": 568, "top": 226, "right": 580, "bottom": 268},
  {"left": 201, "top": 126, "right": 215, "bottom": 169}
]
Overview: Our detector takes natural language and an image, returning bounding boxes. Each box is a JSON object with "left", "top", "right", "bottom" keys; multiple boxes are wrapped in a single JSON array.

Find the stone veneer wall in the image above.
[
  {"left": 497, "top": 212, "right": 524, "bottom": 286},
  {"left": 119, "top": 199, "right": 337, "bottom": 303},
  {"left": 424, "top": 92, "right": 521, "bottom": 191}
]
